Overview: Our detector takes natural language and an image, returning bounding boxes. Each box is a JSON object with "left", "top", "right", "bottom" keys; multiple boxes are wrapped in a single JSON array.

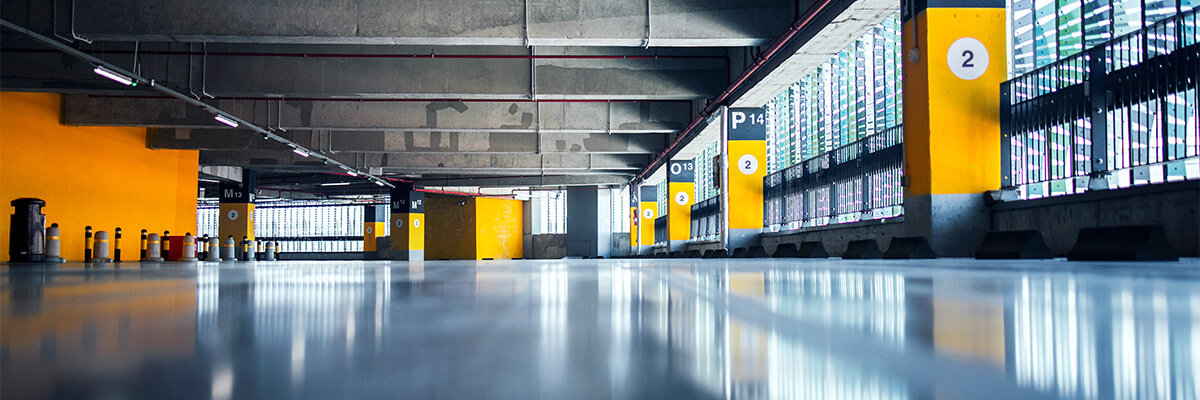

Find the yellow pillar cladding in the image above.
[
  {"left": 638, "top": 185, "right": 657, "bottom": 247},
  {"left": 389, "top": 185, "right": 425, "bottom": 260},
  {"left": 903, "top": 1, "right": 1006, "bottom": 196},
  {"left": 217, "top": 181, "right": 254, "bottom": 242},
  {"left": 726, "top": 108, "right": 766, "bottom": 230},
  {"left": 363, "top": 205, "right": 387, "bottom": 252},
  {"left": 629, "top": 193, "right": 639, "bottom": 248},
  {"left": 667, "top": 160, "right": 695, "bottom": 243}
]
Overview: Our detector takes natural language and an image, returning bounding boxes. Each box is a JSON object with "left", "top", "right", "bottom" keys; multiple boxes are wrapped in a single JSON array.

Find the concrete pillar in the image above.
[
  {"left": 637, "top": 185, "right": 658, "bottom": 255},
  {"left": 902, "top": 0, "right": 1006, "bottom": 256},
  {"left": 218, "top": 171, "right": 256, "bottom": 246},
  {"left": 566, "top": 188, "right": 612, "bottom": 258},
  {"left": 363, "top": 204, "right": 387, "bottom": 252},
  {"left": 724, "top": 107, "right": 766, "bottom": 250},
  {"left": 388, "top": 183, "right": 425, "bottom": 260},
  {"left": 667, "top": 160, "right": 695, "bottom": 253}
]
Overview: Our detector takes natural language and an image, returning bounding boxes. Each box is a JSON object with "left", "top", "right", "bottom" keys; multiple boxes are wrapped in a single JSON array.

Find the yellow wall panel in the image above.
[
  {"left": 474, "top": 197, "right": 523, "bottom": 260},
  {"left": 667, "top": 182, "right": 694, "bottom": 241},
  {"left": 638, "top": 201, "right": 657, "bottom": 246},
  {"left": 726, "top": 140, "right": 766, "bottom": 229},
  {"left": 0, "top": 92, "right": 199, "bottom": 261},
  {"left": 425, "top": 195, "right": 476, "bottom": 260}
]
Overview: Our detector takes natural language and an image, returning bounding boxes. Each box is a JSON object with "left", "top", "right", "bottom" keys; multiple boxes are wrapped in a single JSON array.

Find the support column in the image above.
[
  {"left": 638, "top": 185, "right": 657, "bottom": 255},
  {"left": 629, "top": 190, "right": 639, "bottom": 252},
  {"left": 902, "top": 0, "right": 1006, "bottom": 256},
  {"left": 389, "top": 183, "right": 425, "bottom": 261},
  {"left": 363, "top": 204, "right": 387, "bottom": 252},
  {"left": 667, "top": 160, "right": 695, "bottom": 253},
  {"left": 217, "top": 171, "right": 255, "bottom": 245},
  {"left": 725, "top": 108, "right": 766, "bottom": 250},
  {"left": 566, "top": 188, "right": 612, "bottom": 258}
]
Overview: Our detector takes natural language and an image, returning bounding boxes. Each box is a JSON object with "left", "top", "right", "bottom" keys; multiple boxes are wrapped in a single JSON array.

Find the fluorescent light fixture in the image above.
[
  {"left": 320, "top": 182, "right": 351, "bottom": 186},
  {"left": 345, "top": 170, "right": 358, "bottom": 177},
  {"left": 292, "top": 148, "right": 309, "bottom": 157},
  {"left": 214, "top": 114, "right": 239, "bottom": 128},
  {"left": 373, "top": 180, "right": 385, "bottom": 187},
  {"left": 93, "top": 65, "right": 135, "bottom": 86}
]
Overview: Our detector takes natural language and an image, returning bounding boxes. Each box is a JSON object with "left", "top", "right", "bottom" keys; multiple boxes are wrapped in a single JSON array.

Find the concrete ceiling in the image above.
[{"left": 0, "top": 0, "right": 818, "bottom": 196}]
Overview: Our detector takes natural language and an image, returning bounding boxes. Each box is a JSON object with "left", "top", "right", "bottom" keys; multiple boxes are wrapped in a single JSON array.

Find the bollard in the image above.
[
  {"left": 240, "top": 236, "right": 250, "bottom": 261},
  {"left": 91, "top": 231, "right": 113, "bottom": 263},
  {"left": 44, "top": 223, "right": 64, "bottom": 263},
  {"left": 114, "top": 228, "right": 123, "bottom": 262},
  {"left": 182, "top": 233, "right": 198, "bottom": 261},
  {"left": 207, "top": 237, "right": 220, "bottom": 262},
  {"left": 248, "top": 239, "right": 257, "bottom": 261},
  {"left": 8, "top": 198, "right": 47, "bottom": 262},
  {"left": 162, "top": 230, "right": 171, "bottom": 260},
  {"left": 274, "top": 241, "right": 281, "bottom": 259},
  {"left": 221, "top": 235, "right": 236, "bottom": 261},
  {"left": 256, "top": 240, "right": 264, "bottom": 261},
  {"left": 200, "top": 234, "right": 210, "bottom": 261},
  {"left": 140, "top": 229, "right": 147, "bottom": 261},
  {"left": 144, "top": 233, "right": 164, "bottom": 262},
  {"left": 84, "top": 226, "right": 93, "bottom": 261},
  {"left": 264, "top": 241, "right": 276, "bottom": 261}
]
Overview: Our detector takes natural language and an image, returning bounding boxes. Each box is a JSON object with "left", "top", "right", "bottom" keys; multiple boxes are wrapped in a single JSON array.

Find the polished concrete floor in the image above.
[{"left": 2, "top": 258, "right": 1199, "bottom": 399}]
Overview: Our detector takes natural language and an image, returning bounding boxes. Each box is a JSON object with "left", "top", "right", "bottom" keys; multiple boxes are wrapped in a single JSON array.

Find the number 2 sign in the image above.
[{"left": 947, "top": 37, "right": 989, "bottom": 81}]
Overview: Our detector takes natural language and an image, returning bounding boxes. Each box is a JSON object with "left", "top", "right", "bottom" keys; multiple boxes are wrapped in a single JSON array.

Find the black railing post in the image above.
[{"left": 1087, "top": 46, "right": 1111, "bottom": 191}]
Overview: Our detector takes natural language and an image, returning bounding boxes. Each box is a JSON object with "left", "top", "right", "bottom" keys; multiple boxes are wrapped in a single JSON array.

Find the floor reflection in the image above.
[{"left": 1, "top": 259, "right": 1198, "bottom": 399}]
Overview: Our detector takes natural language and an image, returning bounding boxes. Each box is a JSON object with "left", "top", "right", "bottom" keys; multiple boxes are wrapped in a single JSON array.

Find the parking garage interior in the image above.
[{"left": 2, "top": 0, "right": 1199, "bottom": 399}]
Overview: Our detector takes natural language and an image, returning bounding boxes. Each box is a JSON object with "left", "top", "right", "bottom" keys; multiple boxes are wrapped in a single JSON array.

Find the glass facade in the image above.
[
  {"left": 760, "top": 12, "right": 904, "bottom": 232},
  {"left": 197, "top": 200, "right": 375, "bottom": 253}
]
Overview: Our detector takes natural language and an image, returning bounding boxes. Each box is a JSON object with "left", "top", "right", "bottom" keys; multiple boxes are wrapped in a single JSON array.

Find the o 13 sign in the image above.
[{"left": 947, "top": 37, "right": 989, "bottom": 81}]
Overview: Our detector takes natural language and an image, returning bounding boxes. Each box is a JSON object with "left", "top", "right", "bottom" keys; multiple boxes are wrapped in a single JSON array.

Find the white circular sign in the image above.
[
  {"left": 642, "top": 209, "right": 655, "bottom": 219},
  {"left": 413, "top": 219, "right": 421, "bottom": 228},
  {"left": 396, "top": 219, "right": 405, "bottom": 228},
  {"left": 674, "top": 191, "right": 689, "bottom": 206},
  {"left": 366, "top": 226, "right": 374, "bottom": 234},
  {"left": 670, "top": 163, "right": 682, "bottom": 175},
  {"left": 737, "top": 154, "right": 759, "bottom": 175},
  {"left": 227, "top": 210, "right": 239, "bottom": 221},
  {"left": 947, "top": 37, "right": 989, "bottom": 81}
]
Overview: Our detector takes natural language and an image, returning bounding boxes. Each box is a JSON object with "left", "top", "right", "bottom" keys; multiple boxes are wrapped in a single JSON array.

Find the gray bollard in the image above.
[
  {"left": 221, "top": 236, "right": 236, "bottom": 261},
  {"left": 200, "top": 234, "right": 210, "bottom": 261},
  {"left": 144, "top": 233, "right": 164, "bottom": 262},
  {"left": 207, "top": 237, "right": 220, "bottom": 261},
  {"left": 44, "top": 223, "right": 65, "bottom": 263},
  {"left": 264, "top": 241, "right": 276, "bottom": 261},
  {"left": 247, "top": 239, "right": 257, "bottom": 261},
  {"left": 182, "top": 233, "right": 198, "bottom": 261},
  {"left": 91, "top": 231, "right": 113, "bottom": 263}
]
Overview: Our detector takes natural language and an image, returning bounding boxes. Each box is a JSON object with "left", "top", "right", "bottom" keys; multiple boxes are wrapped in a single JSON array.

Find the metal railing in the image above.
[
  {"left": 763, "top": 125, "right": 904, "bottom": 232},
  {"left": 654, "top": 216, "right": 669, "bottom": 247},
  {"left": 1002, "top": 8, "right": 1200, "bottom": 199},
  {"left": 690, "top": 196, "right": 721, "bottom": 242}
]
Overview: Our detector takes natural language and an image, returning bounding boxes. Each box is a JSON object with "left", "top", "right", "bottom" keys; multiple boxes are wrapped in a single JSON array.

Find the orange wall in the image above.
[
  {"left": 474, "top": 197, "right": 523, "bottom": 260},
  {"left": 0, "top": 92, "right": 199, "bottom": 261}
]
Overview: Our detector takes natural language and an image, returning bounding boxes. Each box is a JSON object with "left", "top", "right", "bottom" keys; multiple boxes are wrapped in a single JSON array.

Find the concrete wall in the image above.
[
  {"left": 993, "top": 182, "right": 1199, "bottom": 257},
  {"left": 0, "top": 92, "right": 199, "bottom": 262},
  {"left": 760, "top": 221, "right": 906, "bottom": 257},
  {"left": 610, "top": 233, "right": 631, "bottom": 257},
  {"left": 529, "top": 234, "right": 567, "bottom": 259}
]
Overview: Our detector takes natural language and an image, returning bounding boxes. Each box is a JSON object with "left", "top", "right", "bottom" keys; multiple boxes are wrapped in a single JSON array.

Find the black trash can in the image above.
[{"left": 9, "top": 198, "right": 47, "bottom": 262}]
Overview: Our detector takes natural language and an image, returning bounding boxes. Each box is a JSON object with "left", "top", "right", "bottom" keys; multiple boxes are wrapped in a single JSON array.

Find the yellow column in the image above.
[
  {"left": 389, "top": 184, "right": 425, "bottom": 260},
  {"left": 902, "top": 0, "right": 1007, "bottom": 256},
  {"left": 629, "top": 192, "right": 639, "bottom": 250},
  {"left": 667, "top": 160, "right": 695, "bottom": 252},
  {"left": 217, "top": 180, "right": 255, "bottom": 244},
  {"left": 637, "top": 185, "right": 657, "bottom": 253},
  {"left": 725, "top": 108, "right": 766, "bottom": 250},
  {"left": 363, "top": 205, "right": 387, "bottom": 252}
]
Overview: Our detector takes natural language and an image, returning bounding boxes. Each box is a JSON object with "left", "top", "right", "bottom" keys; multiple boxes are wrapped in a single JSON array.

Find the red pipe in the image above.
[{"left": 635, "top": 0, "right": 836, "bottom": 182}]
